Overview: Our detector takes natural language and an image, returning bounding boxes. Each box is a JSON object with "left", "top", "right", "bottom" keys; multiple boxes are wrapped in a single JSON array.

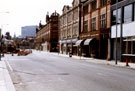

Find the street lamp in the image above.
[{"left": 115, "top": 0, "right": 118, "bottom": 65}]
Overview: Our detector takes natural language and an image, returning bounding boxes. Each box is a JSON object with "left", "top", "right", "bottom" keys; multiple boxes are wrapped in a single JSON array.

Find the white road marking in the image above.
[{"left": 4, "top": 60, "right": 14, "bottom": 72}]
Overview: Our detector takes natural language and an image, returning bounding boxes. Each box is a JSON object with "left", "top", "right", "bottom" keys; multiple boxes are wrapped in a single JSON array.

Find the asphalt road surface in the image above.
[{"left": 4, "top": 51, "right": 135, "bottom": 91}]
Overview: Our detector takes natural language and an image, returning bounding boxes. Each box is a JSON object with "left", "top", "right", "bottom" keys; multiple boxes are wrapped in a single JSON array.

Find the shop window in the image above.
[
  {"left": 91, "top": 17, "right": 96, "bottom": 31},
  {"left": 100, "top": 14, "right": 106, "bottom": 29},
  {"left": 124, "top": 4, "right": 133, "bottom": 23},
  {"left": 128, "top": 41, "right": 131, "bottom": 54},
  {"left": 124, "top": 41, "right": 135, "bottom": 54}
]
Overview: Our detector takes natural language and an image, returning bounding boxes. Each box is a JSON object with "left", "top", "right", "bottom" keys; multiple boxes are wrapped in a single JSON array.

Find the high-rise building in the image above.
[{"left": 21, "top": 26, "right": 37, "bottom": 38}]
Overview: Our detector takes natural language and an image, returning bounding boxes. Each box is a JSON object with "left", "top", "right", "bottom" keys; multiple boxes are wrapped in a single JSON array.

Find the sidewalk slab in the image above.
[
  {"left": 0, "top": 60, "right": 16, "bottom": 91},
  {"left": 0, "top": 61, "right": 6, "bottom": 91},
  {"left": 38, "top": 51, "right": 135, "bottom": 69}
]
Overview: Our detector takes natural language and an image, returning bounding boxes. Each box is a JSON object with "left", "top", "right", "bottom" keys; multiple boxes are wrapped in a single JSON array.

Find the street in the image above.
[{"left": 3, "top": 51, "right": 135, "bottom": 91}]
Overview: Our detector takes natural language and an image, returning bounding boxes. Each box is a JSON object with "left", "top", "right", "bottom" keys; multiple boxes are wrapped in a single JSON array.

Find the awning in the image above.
[
  {"left": 75, "top": 40, "right": 84, "bottom": 46},
  {"left": 42, "top": 42, "right": 47, "bottom": 46},
  {"left": 72, "top": 38, "right": 78, "bottom": 43},
  {"left": 84, "top": 39, "right": 93, "bottom": 45},
  {"left": 66, "top": 40, "right": 71, "bottom": 43},
  {"left": 61, "top": 40, "right": 66, "bottom": 43}
]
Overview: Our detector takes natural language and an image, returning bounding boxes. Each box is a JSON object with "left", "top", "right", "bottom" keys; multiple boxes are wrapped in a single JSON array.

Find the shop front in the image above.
[
  {"left": 42, "top": 42, "right": 48, "bottom": 51},
  {"left": 71, "top": 38, "right": 78, "bottom": 55},
  {"left": 82, "top": 38, "right": 98, "bottom": 57},
  {"left": 60, "top": 38, "right": 78, "bottom": 55},
  {"left": 75, "top": 39, "right": 85, "bottom": 56},
  {"left": 122, "top": 38, "right": 135, "bottom": 63}
]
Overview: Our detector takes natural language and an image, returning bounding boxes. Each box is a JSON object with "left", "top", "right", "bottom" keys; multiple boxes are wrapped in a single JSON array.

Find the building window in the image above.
[
  {"left": 63, "top": 29, "right": 67, "bottom": 39},
  {"left": 111, "top": 0, "right": 124, "bottom": 5},
  {"left": 62, "top": 30, "right": 64, "bottom": 39},
  {"left": 100, "top": 14, "right": 106, "bottom": 29},
  {"left": 65, "top": 30, "right": 67, "bottom": 38},
  {"left": 64, "top": 16, "right": 67, "bottom": 25},
  {"left": 74, "top": 9, "right": 78, "bottom": 20},
  {"left": 68, "top": 13, "right": 72, "bottom": 23},
  {"left": 67, "top": 27, "right": 72, "bottom": 38},
  {"left": 73, "top": 26, "right": 78, "bottom": 37},
  {"left": 84, "top": 20, "right": 88, "bottom": 32},
  {"left": 83, "top": 5, "right": 88, "bottom": 15},
  {"left": 91, "top": 1, "right": 97, "bottom": 11},
  {"left": 91, "top": 17, "right": 96, "bottom": 31},
  {"left": 124, "top": 4, "right": 133, "bottom": 23},
  {"left": 100, "top": 0, "right": 107, "bottom": 7},
  {"left": 111, "top": 8, "right": 121, "bottom": 25}
]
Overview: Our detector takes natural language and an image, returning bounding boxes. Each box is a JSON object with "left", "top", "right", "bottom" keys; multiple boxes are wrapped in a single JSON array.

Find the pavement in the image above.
[
  {"left": 0, "top": 50, "right": 135, "bottom": 91},
  {"left": 0, "top": 59, "right": 16, "bottom": 91},
  {"left": 33, "top": 50, "right": 135, "bottom": 69},
  {"left": 45, "top": 51, "right": 135, "bottom": 69}
]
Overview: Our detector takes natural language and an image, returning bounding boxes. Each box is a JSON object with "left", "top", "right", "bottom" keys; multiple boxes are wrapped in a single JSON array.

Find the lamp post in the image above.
[{"left": 115, "top": 0, "right": 118, "bottom": 65}]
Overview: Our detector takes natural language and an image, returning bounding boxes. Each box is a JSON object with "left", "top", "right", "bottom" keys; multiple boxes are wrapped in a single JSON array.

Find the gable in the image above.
[
  {"left": 62, "top": 5, "right": 68, "bottom": 14},
  {"left": 62, "top": 5, "right": 71, "bottom": 14},
  {"left": 72, "top": 0, "right": 79, "bottom": 7}
]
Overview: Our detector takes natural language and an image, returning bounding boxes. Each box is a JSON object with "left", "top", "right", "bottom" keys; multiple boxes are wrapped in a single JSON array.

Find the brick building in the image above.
[
  {"left": 59, "top": 0, "right": 86, "bottom": 55},
  {"left": 36, "top": 11, "right": 59, "bottom": 52},
  {"left": 77, "top": 0, "right": 111, "bottom": 59}
]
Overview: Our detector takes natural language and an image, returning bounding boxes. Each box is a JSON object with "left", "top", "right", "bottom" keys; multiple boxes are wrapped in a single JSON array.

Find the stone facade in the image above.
[
  {"left": 59, "top": 0, "right": 83, "bottom": 55},
  {"left": 78, "top": 0, "right": 111, "bottom": 59},
  {"left": 36, "top": 11, "right": 59, "bottom": 52}
]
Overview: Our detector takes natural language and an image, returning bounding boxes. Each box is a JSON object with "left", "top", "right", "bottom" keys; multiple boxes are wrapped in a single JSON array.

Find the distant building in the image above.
[
  {"left": 5, "top": 32, "right": 11, "bottom": 40},
  {"left": 21, "top": 26, "right": 37, "bottom": 38}
]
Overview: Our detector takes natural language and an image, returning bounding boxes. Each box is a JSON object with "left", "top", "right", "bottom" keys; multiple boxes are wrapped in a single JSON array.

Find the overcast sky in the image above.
[{"left": 0, "top": 0, "right": 73, "bottom": 36}]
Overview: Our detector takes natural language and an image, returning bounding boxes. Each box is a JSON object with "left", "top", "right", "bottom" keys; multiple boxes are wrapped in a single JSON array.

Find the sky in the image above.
[{"left": 0, "top": 0, "right": 73, "bottom": 36}]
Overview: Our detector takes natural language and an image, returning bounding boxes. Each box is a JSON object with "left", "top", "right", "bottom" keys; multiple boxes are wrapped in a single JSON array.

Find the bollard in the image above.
[
  {"left": 69, "top": 53, "right": 72, "bottom": 57},
  {"left": 126, "top": 58, "right": 129, "bottom": 66}
]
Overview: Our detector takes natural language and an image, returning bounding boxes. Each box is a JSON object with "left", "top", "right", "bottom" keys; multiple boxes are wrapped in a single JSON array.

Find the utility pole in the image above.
[
  {"left": 115, "top": 0, "right": 118, "bottom": 65},
  {"left": 120, "top": 6, "right": 123, "bottom": 62}
]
